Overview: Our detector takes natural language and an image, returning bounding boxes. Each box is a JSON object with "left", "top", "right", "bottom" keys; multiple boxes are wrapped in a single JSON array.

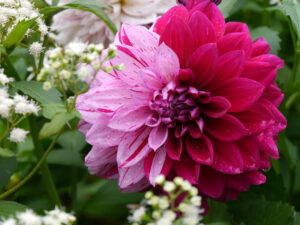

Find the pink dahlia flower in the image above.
[{"left": 76, "top": 0, "right": 286, "bottom": 201}]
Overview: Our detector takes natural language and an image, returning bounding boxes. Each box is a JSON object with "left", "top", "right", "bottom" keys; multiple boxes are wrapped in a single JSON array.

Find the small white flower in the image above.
[
  {"left": 178, "top": 203, "right": 187, "bottom": 213},
  {"left": 162, "top": 210, "right": 176, "bottom": 221},
  {"left": 182, "top": 216, "right": 199, "bottom": 225},
  {"left": 189, "top": 187, "right": 198, "bottom": 196},
  {"left": 66, "top": 41, "right": 87, "bottom": 56},
  {"left": 38, "top": 23, "right": 48, "bottom": 35},
  {"left": 148, "top": 196, "right": 159, "bottom": 206},
  {"left": 190, "top": 196, "right": 202, "bottom": 207},
  {"left": 15, "top": 99, "right": 40, "bottom": 115},
  {"left": 17, "top": 209, "right": 42, "bottom": 225},
  {"left": 145, "top": 191, "right": 153, "bottom": 200},
  {"left": 128, "top": 207, "right": 146, "bottom": 223},
  {"left": 0, "top": 87, "right": 9, "bottom": 98},
  {"left": 0, "top": 69, "right": 13, "bottom": 85},
  {"left": 174, "top": 177, "right": 183, "bottom": 186},
  {"left": 0, "top": 103, "right": 11, "bottom": 118},
  {"left": 45, "top": 207, "right": 76, "bottom": 225},
  {"left": 9, "top": 128, "right": 29, "bottom": 143},
  {"left": 61, "top": 70, "right": 72, "bottom": 79},
  {"left": 158, "top": 198, "right": 169, "bottom": 210},
  {"left": 181, "top": 181, "right": 192, "bottom": 191},
  {"left": 156, "top": 217, "right": 172, "bottom": 225},
  {"left": 155, "top": 175, "right": 165, "bottom": 185},
  {"left": 152, "top": 211, "right": 161, "bottom": 220},
  {"left": 163, "top": 181, "right": 176, "bottom": 192},
  {"left": 77, "top": 65, "right": 92, "bottom": 81},
  {"left": 29, "top": 42, "right": 43, "bottom": 56},
  {"left": 0, "top": 218, "right": 17, "bottom": 225}
]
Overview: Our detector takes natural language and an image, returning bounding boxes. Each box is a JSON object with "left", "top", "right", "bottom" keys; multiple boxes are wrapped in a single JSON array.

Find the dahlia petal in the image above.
[
  {"left": 174, "top": 153, "right": 200, "bottom": 184},
  {"left": 118, "top": 161, "right": 147, "bottom": 191},
  {"left": 188, "top": 43, "right": 219, "bottom": 87},
  {"left": 224, "top": 22, "right": 249, "bottom": 35},
  {"left": 85, "top": 146, "right": 119, "bottom": 179},
  {"left": 259, "top": 152, "right": 271, "bottom": 169},
  {"left": 205, "top": 114, "right": 247, "bottom": 141},
  {"left": 217, "top": 32, "right": 252, "bottom": 57},
  {"left": 185, "top": 134, "right": 214, "bottom": 165},
  {"left": 148, "top": 125, "right": 169, "bottom": 151},
  {"left": 188, "top": 11, "right": 216, "bottom": 48},
  {"left": 236, "top": 137, "right": 260, "bottom": 170},
  {"left": 166, "top": 134, "right": 183, "bottom": 160},
  {"left": 140, "top": 69, "right": 163, "bottom": 90},
  {"left": 153, "top": 5, "right": 189, "bottom": 35},
  {"left": 153, "top": 43, "right": 180, "bottom": 82},
  {"left": 263, "top": 84, "right": 284, "bottom": 107},
  {"left": 108, "top": 104, "right": 151, "bottom": 132},
  {"left": 206, "top": 50, "right": 245, "bottom": 90},
  {"left": 242, "top": 61, "right": 277, "bottom": 86},
  {"left": 217, "top": 188, "right": 240, "bottom": 201},
  {"left": 246, "top": 171, "right": 266, "bottom": 185},
  {"left": 159, "top": 16, "right": 194, "bottom": 67},
  {"left": 78, "top": 120, "right": 92, "bottom": 136},
  {"left": 213, "top": 77, "right": 265, "bottom": 112},
  {"left": 188, "top": 121, "right": 203, "bottom": 139},
  {"left": 144, "top": 147, "right": 173, "bottom": 185},
  {"left": 117, "top": 127, "right": 151, "bottom": 168},
  {"left": 224, "top": 175, "right": 250, "bottom": 191},
  {"left": 202, "top": 96, "right": 231, "bottom": 118},
  {"left": 122, "top": 0, "right": 160, "bottom": 17},
  {"left": 251, "top": 37, "right": 271, "bottom": 57},
  {"left": 211, "top": 139, "right": 244, "bottom": 174},
  {"left": 257, "top": 136, "right": 279, "bottom": 159},
  {"left": 197, "top": 166, "right": 225, "bottom": 198},
  {"left": 117, "top": 45, "right": 152, "bottom": 67},
  {"left": 252, "top": 54, "right": 284, "bottom": 69}
]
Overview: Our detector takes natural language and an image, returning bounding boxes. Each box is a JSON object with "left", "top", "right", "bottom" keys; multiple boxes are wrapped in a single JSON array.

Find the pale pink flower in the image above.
[{"left": 77, "top": 0, "right": 286, "bottom": 200}]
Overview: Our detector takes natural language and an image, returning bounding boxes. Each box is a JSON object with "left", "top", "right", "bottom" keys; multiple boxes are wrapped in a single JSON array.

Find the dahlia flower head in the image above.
[
  {"left": 47, "top": 0, "right": 176, "bottom": 45},
  {"left": 77, "top": 0, "right": 287, "bottom": 201}
]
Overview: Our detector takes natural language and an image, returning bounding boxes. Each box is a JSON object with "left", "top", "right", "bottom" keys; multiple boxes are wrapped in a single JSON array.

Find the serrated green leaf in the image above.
[
  {"left": 0, "top": 148, "right": 15, "bottom": 158},
  {"left": 39, "top": 112, "right": 75, "bottom": 139},
  {"left": 4, "top": 19, "right": 37, "bottom": 50},
  {"left": 42, "top": 103, "right": 67, "bottom": 119},
  {"left": 11, "top": 81, "right": 62, "bottom": 105},
  {"left": 41, "top": 0, "right": 117, "bottom": 34},
  {"left": 0, "top": 201, "right": 28, "bottom": 218},
  {"left": 0, "top": 157, "right": 17, "bottom": 189},
  {"left": 47, "top": 149, "right": 84, "bottom": 167},
  {"left": 219, "top": 0, "right": 238, "bottom": 18}
]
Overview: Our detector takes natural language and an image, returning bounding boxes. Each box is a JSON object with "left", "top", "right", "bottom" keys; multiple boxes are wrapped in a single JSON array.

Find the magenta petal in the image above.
[
  {"left": 166, "top": 134, "right": 183, "bottom": 160},
  {"left": 217, "top": 32, "right": 252, "bottom": 57},
  {"left": 202, "top": 96, "right": 231, "bottom": 118},
  {"left": 108, "top": 104, "right": 151, "bottom": 132},
  {"left": 213, "top": 77, "right": 265, "bottom": 112},
  {"left": 211, "top": 139, "right": 244, "bottom": 174},
  {"left": 85, "top": 146, "right": 118, "bottom": 179},
  {"left": 174, "top": 154, "right": 200, "bottom": 184},
  {"left": 188, "top": 11, "right": 216, "bottom": 48},
  {"left": 205, "top": 114, "right": 247, "bottom": 141},
  {"left": 257, "top": 136, "right": 279, "bottom": 159},
  {"left": 246, "top": 171, "right": 266, "bottom": 185},
  {"left": 263, "top": 84, "right": 284, "bottom": 107},
  {"left": 224, "top": 22, "right": 249, "bottom": 35},
  {"left": 198, "top": 167, "right": 225, "bottom": 198},
  {"left": 159, "top": 16, "right": 194, "bottom": 67},
  {"left": 185, "top": 134, "right": 214, "bottom": 165},
  {"left": 117, "top": 127, "right": 151, "bottom": 168},
  {"left": 188, "top": 43, "right": 219, "bottom": 87},
  {"left": 118, "top": 161, "right": 148, "bottom": 192},
  {"left": 153, "top": 43, "right": 180, "bottom": 83},
  {"left": 140, "top": 69, "right": 163, "bottom": 91},
  {"left": 225, "top": 175, "right": 250, "bottom": 191},
  {"left": 188, "top": 121, "right": 203, "bottom": 139},
  {"left": 236, "top": 137, "right": 260, "bottom": 170},
  {"left": 252, "top": 54, "right": 284, "bottom": 69},
  {"left": 251, "top": 37, "right": 271, "bottom": 57},
  {"left": 148, "top": 125, "right": 169, "bottom": 151},
  {"left": 144, "top": 147, "right": 173, "bottom": 185}
]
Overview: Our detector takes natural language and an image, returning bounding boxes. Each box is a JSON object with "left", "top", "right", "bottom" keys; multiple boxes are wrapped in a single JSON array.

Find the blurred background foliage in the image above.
[{"left": 1, "top": 0, "right": 300, "bottom": 224}]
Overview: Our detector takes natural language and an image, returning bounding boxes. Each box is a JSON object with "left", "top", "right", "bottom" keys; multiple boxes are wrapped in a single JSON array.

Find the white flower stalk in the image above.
[{"left": 46, "top": 0, "right": 177, "bottom": 45}]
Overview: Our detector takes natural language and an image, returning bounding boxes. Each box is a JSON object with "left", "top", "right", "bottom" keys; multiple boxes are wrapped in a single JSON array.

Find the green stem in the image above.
[
  {"left": 3, "top": 56, "right": 21, "bottom": 81},
  {"left": 0, "top": 126, "right": 65, "bottom": 200},
  {"left": 29, "top": 117, "right": 62, "bottom": 207}
]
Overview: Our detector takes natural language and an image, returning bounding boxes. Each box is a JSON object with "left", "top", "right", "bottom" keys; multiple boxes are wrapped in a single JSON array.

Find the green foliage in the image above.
[
  {"left": 219, "top": 0, "right": 238, "bottom": 18},
  {"left": 0, "top": 201, "right": 28, "bottom": 218},
  {"left": 0, "top": 157, "right": 17, "bottom": 189}
]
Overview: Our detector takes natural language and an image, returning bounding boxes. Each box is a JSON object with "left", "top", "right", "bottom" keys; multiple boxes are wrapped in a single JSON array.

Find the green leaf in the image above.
[
  {"left": 47, "top": 149, "right": 84, "bottom": 167},
  {"left": 4, "top": 19, "right": 37, "bottom": 50},
  {"left": 0, "top": 201, "right": 28, "bottom": 218},
  {"left": 0, "top": 148, "right": 15, "bottom": 158},
  {"left": 57, "top": 130, "right": 86, "bottom": 152},
  {"left": 39, "top": 112, "right": 75, "bottom": 139},
  {"left": 41, "top": 0, "right": 117, "bottom": 34},
  {"left": 0, "top": 157, "right": 17, "bottom": 189},
  {"left": 288, "top": 212, "right": 300, "bottom": 225},
  {"left": 42, "top": 103, "right": 67, "bottom": 119},
  {"left": 11, "top": 81, "right": 62, "bottom": 105},
  {"left": 219, "top": 0, "right": 238, "bottom": 18},
  {"left": 278, "top": 135, "right": 298, "bottom": 169},
  {"left": 207, "top": 223, "right": 231, "bottom": 225},
  {"left": 250, "top": 26, "right": 281, "bottom": 54}
]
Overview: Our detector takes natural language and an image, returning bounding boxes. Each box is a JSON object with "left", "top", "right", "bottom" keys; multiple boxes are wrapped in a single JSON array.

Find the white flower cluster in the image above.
[
  {"left": 0, "top": 0, "right": 48, "bottom": 39},
  {"left": 37, "top": 41, "right": 121, "bottom": 91},
  {"left": 0, "top": 207, "right": 76, "bottom": 225},
  {"left": 0, "top": 69, "right": 40, "bottom": 143},
  {"left": 128, "top": 175, "right": 205, "bottom": 225},
  {"left": 269, "top": 0, "right": 298, "bottom": 5}
]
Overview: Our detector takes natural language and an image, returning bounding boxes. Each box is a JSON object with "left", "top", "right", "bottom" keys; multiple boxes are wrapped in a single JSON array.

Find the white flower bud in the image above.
[
  {"left": 43, "top": 81, "right": 52, "bottom": 91},
  {"left": 155, "top": 174, "right": 165, "bottom": 185},
  {"left": 163, "top": 181, "right": 176, "bottom": 192},
  {"left": 29, "top": 42, "right": 43, "bottom": 56},
  {"left": 9, "top": 128, "right": 29, "bottom": 143}
]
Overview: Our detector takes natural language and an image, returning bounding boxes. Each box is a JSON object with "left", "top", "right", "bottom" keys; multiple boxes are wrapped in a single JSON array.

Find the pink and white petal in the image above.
[
  {"left": 159, "top": 16, "right": 194, "bottom": 67},
  {"left": 152, "top": 43, "right": 180, "bottom": 83},
  {"left": 148, "top": 125, "right": 169, "bottom": 151},
  {"left": 140, "top": 69, "right": 163, "bottom": 90},
  {"left": 85, "top": 146, "right": 118, "bottom": 179},
  {"left": 118, "top": 127, "right": 151, "bottom": 168},
  {"left": 122, "top": 0, "right": 160, "bottom": 17},
  {"left": 78, "top": 120, "right": 92, "bottom": 136},
  {"left": 157, "top": 0, "right": 177, "bottom": 13},
  {"left": 144, "top": 147, "right": 173, "bottom": 185},
  {"left": 211, "top": 139, "right": 244, "bottom": 174},
  {"left": 217, "top": 32, "right": 252, "bottom": 58},
  {"left": 212, "top": 77, "right": 265, "bottom": 112},
  {"left": 188, "top": 11, "right": 216, "bottom": 48},
  {"left": 108, "top": 104, "right": 151, "bottom": 132},
  {"left": 205, "top": 114, "right": 248, "bottom": 141},
  {"left": 118, "top": 161, "right": 148, "bottom": 192},
  {"left": 185, "top": 134, "right": 214, "bottom": 165},
  {"left": 251, "top": 37, "right": 271, "bottom": 57}
]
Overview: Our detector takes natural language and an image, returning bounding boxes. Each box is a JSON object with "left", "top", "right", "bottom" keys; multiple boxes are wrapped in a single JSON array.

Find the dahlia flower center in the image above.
[{"left": 148, "top": 79, "right": 208, "bottom": 130}]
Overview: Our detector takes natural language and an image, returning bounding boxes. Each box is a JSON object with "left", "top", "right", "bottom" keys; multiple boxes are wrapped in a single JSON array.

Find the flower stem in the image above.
[
  {"left": 29, "top": 116, "right": 62, "bottom": 207},
  {"left": 0, "top": 125, "right": 65, "bottom": 200}
]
